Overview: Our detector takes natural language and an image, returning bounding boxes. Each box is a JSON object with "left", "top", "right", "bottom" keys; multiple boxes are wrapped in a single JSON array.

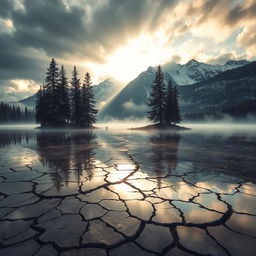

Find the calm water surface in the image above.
[{"left": 0, "top": 125, "right": 256, "bottom": 256}]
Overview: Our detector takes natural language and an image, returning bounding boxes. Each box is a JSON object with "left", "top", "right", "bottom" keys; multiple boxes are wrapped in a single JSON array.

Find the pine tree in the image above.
[
  {"left": 147, "top": 65, "right": 166, "bottom": 125},
  {"left": 59, "top": 65, "right": 70, "bottom": 123},
  {"left": 35, "top": 85, "right": 44, "bottom": 126},
  {"left": 44, "top": 58, "right": 61, "bottom": 126},
  {"left": 70, "top": 66, "right": 81, "bottom": 126},
  {"left": 164, "top": 80, "right": 173, "bottom": 125},
  {"left": 164, "top": 80, "right": 181, "bottom": 125},
  {"left": 81, "top": 72, "right": 98, "bottom": 128},
  {"left": 0, "top": 102, "right": 34, "bottom": 124},
  {"left": 172, "top": 86, "right": 181, "bottom": 124}
]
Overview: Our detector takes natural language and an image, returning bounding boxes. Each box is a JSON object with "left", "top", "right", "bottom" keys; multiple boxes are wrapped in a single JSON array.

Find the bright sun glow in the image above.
[{"left": 85, "top": 33, "right": 172, "bottom": 83}]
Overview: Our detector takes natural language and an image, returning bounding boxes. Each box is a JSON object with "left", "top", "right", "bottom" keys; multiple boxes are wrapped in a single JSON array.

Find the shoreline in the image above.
[{"left": 129, "top": 123, "right": 189, "bottom": 131}]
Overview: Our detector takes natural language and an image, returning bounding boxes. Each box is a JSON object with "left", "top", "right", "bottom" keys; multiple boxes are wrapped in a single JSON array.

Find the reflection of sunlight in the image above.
[
  {"left": 10, "top": 149, "right": 39, "bottom": 164},
  {"left": 110, "top": 183, "right": 143, "bottom": 200},
  {"left": 196, "top": 181, "right": 236, "bottom": 194},
  {"left": 116, "top": 164, "right": 135, "bottom": 170}
]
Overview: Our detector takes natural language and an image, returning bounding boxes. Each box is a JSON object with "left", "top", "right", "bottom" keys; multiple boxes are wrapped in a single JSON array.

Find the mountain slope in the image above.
[
  {"left": 178, "top": 61, "right": 256, "bottom": 116},
  {"left": 93, "top": 78, "right": 124, "bottom": 109},
  {"left": 163, "top": 59, "right": 250, "bottom": 85},
  {"left": 20, "top": 94, "right": 36, "bottom": 107},
  {"left": 98, "top": 67, "right": 176, "bottom": 120}
]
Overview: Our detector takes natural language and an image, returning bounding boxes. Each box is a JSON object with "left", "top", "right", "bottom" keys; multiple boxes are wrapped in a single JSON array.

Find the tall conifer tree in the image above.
[
  {"left": 44, "top": 58, "right": 61, "bottom": 125},
  {"left": 35, "top": 85, "right": 43, "bottom": 125},
  {"left": 147, "top": 66, "right": 166, "bottom": 125},
  {"left": 164, "top": 80, "right": 181, "bottom": 125},
  {"left": 59, "top": 65, "right": 70, "bottom": 123},
  {"left": 70, "top": 66, "right": 81, "bottom": 126},
  {"left": 172, "top": 86, "right": 181, "bottom": 124},
  {"left": 81, "top": 72, "right": 98, "bottom": 128}
]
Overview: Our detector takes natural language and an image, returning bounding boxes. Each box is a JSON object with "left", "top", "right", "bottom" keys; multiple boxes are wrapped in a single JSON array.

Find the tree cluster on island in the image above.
[
  {"left": 35, "top": 59, "right": 98, "bottom": 128},
  {"left": 0, "top": 102, "right": 34, "bottom": 124},
  {"left": 147, "top": 65, "right": 181, "bottom": 127}
]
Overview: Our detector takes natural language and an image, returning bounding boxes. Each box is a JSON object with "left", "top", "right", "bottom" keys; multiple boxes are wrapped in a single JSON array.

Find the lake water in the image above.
[{"left": 0, "top": 124, "right": 256, "bottom": 256}]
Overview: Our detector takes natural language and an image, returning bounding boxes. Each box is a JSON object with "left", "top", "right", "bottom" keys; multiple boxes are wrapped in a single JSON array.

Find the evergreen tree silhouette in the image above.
[
  {"left": 44, "top": 58, "right": 61, "bottom": 125},
  {"left": 59, "top": 65, "right": 70, "bottom": 123},
  {"left": 147, "top": 66, "right": 166, "bottom": 125},
  {"left": 81, "top": 72, "right": 98, "bottom": 128},
  {"left": 172, "top": 86, "right": 181, "bottom": 124},
  {"left": 0, "top": 102, "right": 34, "bottom": 123},
  {"left": 70, "top": 66, "right": 81, "bottom": 126},
  {"left": 35, "top": 85, "right": 43, "bottom": 125},
  {"left": 164, "top": 80, "right": 181, "bottom": 125}
]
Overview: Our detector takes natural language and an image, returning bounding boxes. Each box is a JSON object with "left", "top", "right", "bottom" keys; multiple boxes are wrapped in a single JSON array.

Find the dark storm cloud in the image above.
[
  {"left": 12, "top": 0, "right": 87, "bottom": 57},
  {"left": 6, "top": 0, "right": 179, "bottom": 61},
  {"left": 0, "top": 0, "right": 88, "bottom": 93},
  {"left": 0, "top": 0, "right": 179, "bottom": 99},
  {"left": 226, "top": 1, "right": 256, "bottom": 25},
  {"left": 0, "top": 0, "right": 178, "bottom": 80},
  {"left": 0, "top": 31, "right": 47, "bottom": 82},
  {"left": 0, "top": 0, "right": 14, "bottom": 18}
]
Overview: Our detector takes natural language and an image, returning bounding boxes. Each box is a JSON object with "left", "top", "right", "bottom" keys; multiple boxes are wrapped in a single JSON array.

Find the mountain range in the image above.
[
  {"left": 179, "top": 61, "right": 256, "bottom": 118},
  {"left": 99, "top": 59, "right": 254, "bottom": 120},
  {"left": 16, "top": 77, "right": 124, "bottom": 110},
  {"left": 163, "top": 59, "right": 250, "bottom": 85}
]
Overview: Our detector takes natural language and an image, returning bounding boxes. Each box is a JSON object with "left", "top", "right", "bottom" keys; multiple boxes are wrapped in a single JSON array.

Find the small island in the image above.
[
  {"left": 129, "top": 123, "right": 188, "bottom": 130},
  {"left": 35, "top": 59, "right": 98, "bottom": 129},
  {"left": 130, "top": 66, "right": 187, "bottom": 131}
]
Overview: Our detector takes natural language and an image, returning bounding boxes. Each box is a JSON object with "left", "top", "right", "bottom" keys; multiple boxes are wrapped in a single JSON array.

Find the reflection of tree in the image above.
[
  {"left": 149, "top": 133, "right": 180, "bottom": 189},
  {"left": 36, "top": 131, "right": 97, "bottom": 191},
  {"left": 0, "top": 130, "right": 35, "bottom": 149},
  {"left": 69, "top": 132, "right": 97, "bottom": 183}
]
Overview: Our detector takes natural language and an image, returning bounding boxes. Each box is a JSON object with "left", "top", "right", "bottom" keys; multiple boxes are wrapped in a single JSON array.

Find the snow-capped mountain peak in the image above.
[
  {"left": 186, "top": 59, "right": 199, "bottom": 66},
  {"left": 225, "top": 59, "right": 249, "bottom": 66},
  {"left": 93, "top": 77, "right": 124, "bottom": 109},
  {"left": 163, "top": 59, "right": 250, "bottom": 85}
]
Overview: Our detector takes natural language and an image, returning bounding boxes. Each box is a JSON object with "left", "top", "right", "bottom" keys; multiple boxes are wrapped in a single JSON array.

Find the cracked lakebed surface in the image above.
[{"left": 0, "top": 127, "right": 256, "bottom": 256}]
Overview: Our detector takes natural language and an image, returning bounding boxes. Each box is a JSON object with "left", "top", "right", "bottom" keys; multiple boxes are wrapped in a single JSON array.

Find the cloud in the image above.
[
  {"left": 0, "top": 0, "right": 14, "bottom": 18},
  {"left": 9, "top": 79, "right": 39, "bottom": 93},
  {"left": 226, "top": 0, "right": 256, "bottom": 25},
  {"left": 0, "top": 0, "right": 255, "bottom": 101},
  {"left": 123, "top": 100, "right": 147, "bottom": 114},
  {"left": 237, "top": 24, "right": 256, "bottom": 58},
  {"left": 206, "top": 53, "right": 247, "bottom": 65}
]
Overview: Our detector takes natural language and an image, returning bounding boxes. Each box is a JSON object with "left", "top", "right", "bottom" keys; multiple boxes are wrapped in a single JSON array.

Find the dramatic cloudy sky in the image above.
[{"left": 0, "top": 0, "right": 255, "bottom": 101}]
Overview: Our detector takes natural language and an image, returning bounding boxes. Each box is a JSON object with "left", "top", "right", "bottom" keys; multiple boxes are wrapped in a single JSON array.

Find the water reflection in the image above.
[
  {"left": 0, "top": 130, "right": 36, "bottom": 148},
  {"left": 148, "top": 133, "right": 180, "bottom": 188},
  {"left": 36, "top": 131, "right": 97, "bottom": 190},
  {"left": 0, "top": 128, "right": 256, "bottom": 256}
]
